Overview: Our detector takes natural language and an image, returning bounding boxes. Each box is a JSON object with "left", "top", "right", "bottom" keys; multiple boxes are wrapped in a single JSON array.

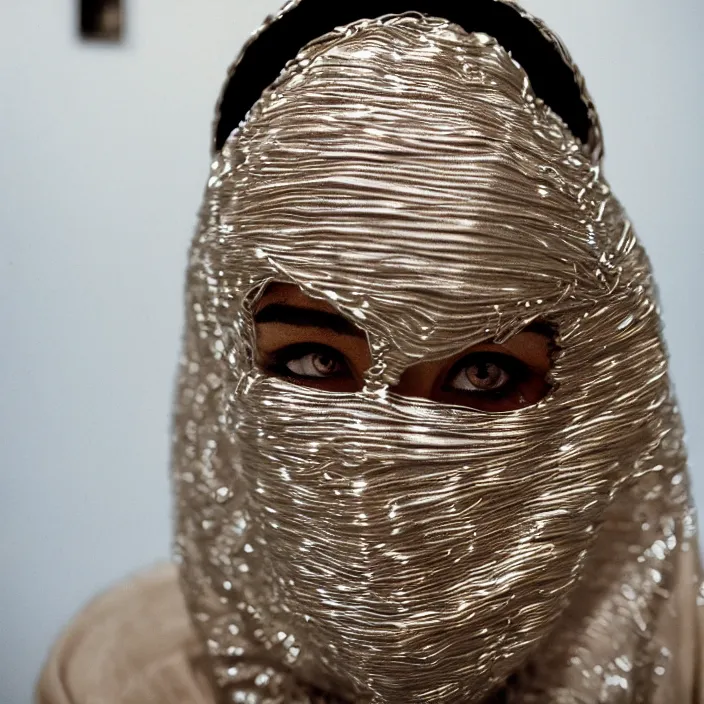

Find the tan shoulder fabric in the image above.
[
  {"left": 36, "top": 560, "right": 703, "bottom": 703},
  {"left": 35, "top": 564, "right": 215, "bottom": 704}
]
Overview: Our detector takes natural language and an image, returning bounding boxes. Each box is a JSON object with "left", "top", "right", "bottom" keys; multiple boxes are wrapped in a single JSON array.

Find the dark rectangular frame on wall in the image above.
[{"left": 79, "top": 0, "right": 124, "bottom": 42}]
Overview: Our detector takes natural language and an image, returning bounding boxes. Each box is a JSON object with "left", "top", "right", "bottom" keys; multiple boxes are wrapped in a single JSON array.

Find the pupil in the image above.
[
  {"left": 476, "top": 363, "right": 490, "bottom": 380},
  {"left": 468, "top": 362, "right": 502, "bottom": 389},
  {"left": 315, "top": 355, "right": 334, "bottom": 373}
]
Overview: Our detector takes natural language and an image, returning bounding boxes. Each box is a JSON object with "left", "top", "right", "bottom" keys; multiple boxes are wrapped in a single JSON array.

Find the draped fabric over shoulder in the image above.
[{"left": 36, "top": 566, "right": 214, "bottom": 704}]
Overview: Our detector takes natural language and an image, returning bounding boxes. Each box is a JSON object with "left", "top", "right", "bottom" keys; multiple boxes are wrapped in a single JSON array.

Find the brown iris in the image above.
[{"left": 463, "top": 361, "right": 509, "bottom": 391}]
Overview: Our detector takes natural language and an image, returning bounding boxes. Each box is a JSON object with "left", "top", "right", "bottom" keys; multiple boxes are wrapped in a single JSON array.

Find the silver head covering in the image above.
[{"left": 172, "top": 2, "right": 702, "bottom": 702}]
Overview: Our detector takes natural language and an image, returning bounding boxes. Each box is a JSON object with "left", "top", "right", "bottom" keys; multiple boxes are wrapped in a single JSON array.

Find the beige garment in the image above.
[
  {"left": 36, "top": 556, "right": 704, "bottom": 703},
  {"left": 36, "top": 564, "right": 215, "bottom": 704}
]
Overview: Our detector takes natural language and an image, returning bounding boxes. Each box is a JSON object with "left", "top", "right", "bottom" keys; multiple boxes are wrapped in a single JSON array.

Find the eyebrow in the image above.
[{"left": 253, "top": 303, "right": 367, "bottom": 338}]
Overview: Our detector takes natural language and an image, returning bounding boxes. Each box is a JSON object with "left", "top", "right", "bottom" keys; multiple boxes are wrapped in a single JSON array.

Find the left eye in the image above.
[
  {"left": 286, "top": 351, "right": 343, "bottom": 378},
  {"left": 448, "top": 355, "right": 515, "bottom": 393}
]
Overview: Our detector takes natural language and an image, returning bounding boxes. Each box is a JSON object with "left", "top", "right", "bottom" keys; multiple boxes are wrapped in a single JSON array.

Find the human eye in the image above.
[
  {"left": 266, "top": 343, "right": 351, "bottom": 380},
  {"left": 445, "top": 352, "right": 525, "bottom": 396}
]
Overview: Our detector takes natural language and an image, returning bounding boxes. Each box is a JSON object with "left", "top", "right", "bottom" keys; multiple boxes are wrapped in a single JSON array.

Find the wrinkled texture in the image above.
[{"left": 173, "top": 6, "right": 703, "bottom": 704}]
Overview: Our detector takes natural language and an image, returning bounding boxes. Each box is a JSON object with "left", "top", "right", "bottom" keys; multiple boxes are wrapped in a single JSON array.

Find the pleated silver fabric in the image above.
[{"left": 169, "top": 4, "right": 704, "bottom": 703}]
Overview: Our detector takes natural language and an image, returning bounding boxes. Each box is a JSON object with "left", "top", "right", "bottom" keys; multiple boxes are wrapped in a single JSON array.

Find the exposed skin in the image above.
[{"left": 254, "top": 283, "right": 554, "bottom": 413}]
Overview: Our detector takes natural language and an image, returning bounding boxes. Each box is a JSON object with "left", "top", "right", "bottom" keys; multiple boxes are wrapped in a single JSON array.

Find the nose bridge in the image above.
[
  {"left": 359, "top": 327, "right": 444, "bottom": 399},
  {"left": 389, "top": 361, "right": 437, "bottom": 400},
  {"left": 360, "top": 321, "right": 466, "bottom": 398},
  {"left": 361, "top": 335, "right": 425, "bottom": 393}
]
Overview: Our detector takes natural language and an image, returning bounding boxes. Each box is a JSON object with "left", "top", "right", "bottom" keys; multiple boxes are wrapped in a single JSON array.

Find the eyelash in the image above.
[{"left": 265, "top": 344, "right": 529, "bottom": 395}]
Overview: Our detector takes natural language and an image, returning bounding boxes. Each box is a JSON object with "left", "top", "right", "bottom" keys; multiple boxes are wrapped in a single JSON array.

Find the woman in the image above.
[{"left": 37, "top": 1, "right": 703, "bottom": 702}]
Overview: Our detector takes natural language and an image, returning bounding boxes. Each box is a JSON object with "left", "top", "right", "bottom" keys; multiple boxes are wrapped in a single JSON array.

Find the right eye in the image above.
[
  {"left": 286, "top": 351, "right": 342, "bottom": 378},
  {"left": 267, "top": 344, "right": 351, "bottom": 381}
]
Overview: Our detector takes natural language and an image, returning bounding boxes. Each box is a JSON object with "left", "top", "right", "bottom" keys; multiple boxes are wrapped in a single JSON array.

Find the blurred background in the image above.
[{"left": 1, "top": 1, "right": 702, "bottom": 701}]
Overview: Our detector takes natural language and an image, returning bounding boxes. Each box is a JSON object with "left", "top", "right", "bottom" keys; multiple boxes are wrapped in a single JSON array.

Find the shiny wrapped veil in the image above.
[{"left": 172, "top": 2, "right": 704, "bottom": 702}]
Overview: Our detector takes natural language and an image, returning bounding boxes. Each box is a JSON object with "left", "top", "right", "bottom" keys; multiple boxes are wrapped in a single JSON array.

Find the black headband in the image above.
[{"left": 215, "top": 0, "right": 595, "bottom": 152}]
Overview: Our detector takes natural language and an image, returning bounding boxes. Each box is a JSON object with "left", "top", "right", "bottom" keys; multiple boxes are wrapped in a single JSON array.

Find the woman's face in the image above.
[{"left": 254, "top": 282, "right": 554, "bottom": 413}]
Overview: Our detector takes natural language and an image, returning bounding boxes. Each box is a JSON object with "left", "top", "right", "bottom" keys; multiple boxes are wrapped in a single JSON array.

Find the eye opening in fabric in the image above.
[{"left": 249, "top": 281, "right": 559, "bottom": 413}]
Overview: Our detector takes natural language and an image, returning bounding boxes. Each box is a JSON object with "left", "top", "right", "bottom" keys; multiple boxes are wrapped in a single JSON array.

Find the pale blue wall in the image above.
[{"left": 1, "top": 1, "right": 702, "bottom": 702}]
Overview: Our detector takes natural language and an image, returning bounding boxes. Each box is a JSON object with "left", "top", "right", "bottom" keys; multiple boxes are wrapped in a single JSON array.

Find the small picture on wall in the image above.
[{"left": 80, "top": 0, "right": 123, "bottom": 42}]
